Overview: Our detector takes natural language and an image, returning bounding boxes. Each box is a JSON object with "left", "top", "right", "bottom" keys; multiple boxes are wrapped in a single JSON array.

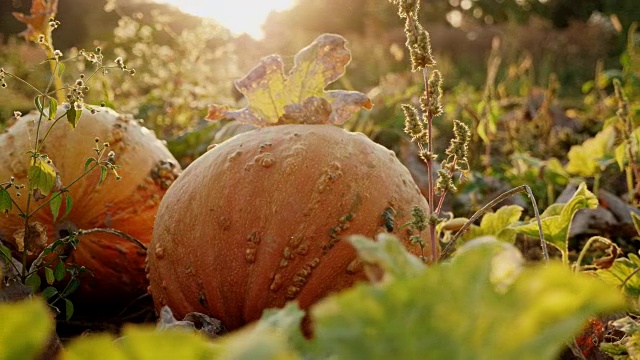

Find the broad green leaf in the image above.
[
  {"left": 214, "top": 303, "right": 303, "bottom": 359},
  {"left": 62, "top": 278, "right": 80, "bottom": 297},
  {"left": 99, "top": 165, "right": 107, "bottom": 184},
  {"left": 28, "top": 158, "right": 56, "bottom": 196},
  {"left": 49, "top": 191, "right": 62, "bottom": 222},
  {"left": 64, "top": 299, "right": 74, "bottom": 321},
  {"left": 64, "top": 326, "right": 219, "bottom": 360},
  {"left": 25, "top": 273, "right": 41, "bottom": 292},
  {"left": 34, "top": 96, "right": 44, "bottom": 115},
  {"left": 566, "top": 126, "right": 615, "bottom": 177},
  {"left": 48, "top": 97, "right": 57, "bottom": 120},
  {"left": 207, "top": 34, "right": 371, "bottom": 126},
  {"left": 0, "top": 244, "right": 12, "bottom": 262},
  {"left": 459, "top": 205, "right": 524, "bottom": 244},
  {"left": 309, "top": 239, "right": 624, "bottom": 360},
  {"left": 44, "top": 267, "right": 55, "bottom": 285},
  {"left": 514, "top": 182, "right": 598, "bottom": 262},
  {"left": 41, "top": 286, "right": 57, "bottom": 300},
  {"left": 66, "top": 106, "right": 81, "bottom": 128},
  {"left": 0, "top": 298, "right": 54, "bottom": 360},
  {"left": 0, "top": 187, "right": 11, "bottom": 214},
  {"left": 615, "top": 141, "right": 628, "bottom": 171},
  {"left": 63, "top": 194, "right": 73, "bottom": 219},
  {"left": 54, "top": 261, "right": 66, "bottom": 281},
  {"left": 596, "top": 252, "right": 640, "bottom": 298},
  {"left": 348, "top": 233, "right": 425, "bottom": 281},
  {"left": 84, "top": 157, "right": 96, "bottom": 172},
  {"left": 57, "top": 62, "right": 65, "bottom": 78},
  {"left": 632, "top": 212, "right": 640, "bottom": 237}
]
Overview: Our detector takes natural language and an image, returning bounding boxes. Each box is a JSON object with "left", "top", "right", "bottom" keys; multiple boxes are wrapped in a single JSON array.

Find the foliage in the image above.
[
  {"left": 101, "top": 4, "right": 237, "bottom": 137},
  {"left": 0, "top": 0, "right": 131, "bottom": 319},
  {"left": 207, "top": 33, "right": 371, "bottom": 126},
  {"left": 2, "top": 237, "right": 627, "bottom": 360},
  {"left": 514, "top": 182, "right": 599, "bottom": 263},
  {"left": 0, "top": 298, "right": 54, "bottom": 360}
]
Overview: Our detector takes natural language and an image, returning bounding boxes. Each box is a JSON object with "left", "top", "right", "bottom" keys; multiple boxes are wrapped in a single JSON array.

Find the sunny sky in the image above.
[{"left": 152, "top": 0, "right": 297, "bottom": 39}]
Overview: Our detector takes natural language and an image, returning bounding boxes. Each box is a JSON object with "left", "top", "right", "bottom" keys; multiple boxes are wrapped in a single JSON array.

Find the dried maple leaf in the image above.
[
  {"left": 12, "top": 0, "right": 58, "bottom": 42},
  {"left": 207, "top": 33, "right": 372, "bottom": 126}
]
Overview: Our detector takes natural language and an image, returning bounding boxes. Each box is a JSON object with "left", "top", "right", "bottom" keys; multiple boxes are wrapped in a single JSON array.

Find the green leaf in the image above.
[
  {"left": 0, "top": 244, "right": 12, "bottom": 262},
  {"left": 64, "top": 299, "right": 74, "bottom": 321},
  {"left": 0, "top": 298, "right": 54, "bottom": 360},
  {"left": 41, "top": 286, "right": 58, "bottom": 300},
  {"left": 64, "top": 326, "right": 219, "bottom": 360},
  {"left": 0, "top": 187, "right": 11, "bottom": 214},
  {"left": 25, "top": 273, "right": 41, "bottom": 292},
  {"left": 48, "top": 97, "right": 58, "bottom": 120},
  {"left": 34, "top": 96, "right": 44, "bottom": 115},
  {"left": 597, "top": 252, "right": 640, "bottom": 298},
  {"left": 50, "top": 191, "right": 62, "bottom": 222},
  {"left": 632, "top": 212, "right": 640, "bottom": 237},
  {"left": 309, "top": 239, "right": 625, "bottom": 360},
  {"left": 514, "top": 182, "right": 598, "bottom": 262},
  {"left": 566, "top": 126, "right": 615, "bottom": 177},
  {"left": 44, "top": 267, "right": 55, "bottom": 285},
  {"left": 349, "top": 233, "right": 425, "bottom": 281},
  {"left": 57, "top": 62, "right": 65, "bottom": 78},
  {"left": 84, "top": 157, "right": 96, "bottom": 173},
  {"left": 214, "top": 302, "right": 304, "bottom": 359},
  {"left": 615, "top": 141, "right": 628, "bottom": 171},
  {"left": 66, "top": 106, "right": 82, "bottom": 128},
  {"left": 99, "top": 165, "right": 107, "bottom": 184},
  {"left": 63, "top": 193, "right": 73, "bottom": 219},
  {"left": 28, "top": 158, "right": 57, "bottom": 196},
  {"left": 459, "top": 205, "right": 524, "bottom": 244},
  {"left": 207, "top": 34, "right": 371, "bottom": 126},
  {"left": 62, "top": 278, "right": 80, "bottom": 297},
  {"left": 54, "top": 260, "right": 66, "bottom": 282}
]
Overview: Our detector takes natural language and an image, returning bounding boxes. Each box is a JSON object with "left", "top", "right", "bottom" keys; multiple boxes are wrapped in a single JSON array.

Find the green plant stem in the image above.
[{"left": 36, "top": 112, "right": 67, "bottom": 153}]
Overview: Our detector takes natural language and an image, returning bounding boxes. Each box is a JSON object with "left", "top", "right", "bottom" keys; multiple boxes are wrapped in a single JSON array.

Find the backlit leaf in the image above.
[
  {"left": 458, "top": 205, "right": 524, "bottom": 244},
  {"left": 66, "top": 106, "right": 81, "bottom": 128},
  {"left": 63, "top": 193, "right": 73, "bottom": 219},
  {"left": 28, "top": 158, "right": 56, "bottom": 196},
  {"left": 48, "top": 97, "right": 58, "bottom": 120},
  {"left": 207, "top": 34, "right": 371, "bottom": 126},
  {"left": 44, "top": 267, "right": 54, "bottom": 285},
  {"left": 0, "top": 298, "right": 54, "bottom": 360},
  {"left": 0, "top": 188, "right": 11, "bottom": 214},
  {"left": 309, "top": 239, "right": 624, "bottom": 360},
  {"left": 632, "top": 212, "right": 640, "bottom": 237},
  {"left": 50, "top": 191, "right": 62, "bottom": 222},
  {"left": 514, "top": 182, "right": 597, "bottom": 262},
  {"left": 63, "top": 326, "right": 218, "bottom": 360},
  {"left": 566, "top": 126, "right": 615, "bottom": 177}
]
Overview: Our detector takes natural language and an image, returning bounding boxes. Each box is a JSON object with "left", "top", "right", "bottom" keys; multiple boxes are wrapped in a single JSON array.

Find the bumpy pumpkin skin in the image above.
[
  {"left": 0, "top": 108, "right": 180, "bottom": 307},
  {"left": 147, "top": 124, "right": 431, "bottom": 330}
]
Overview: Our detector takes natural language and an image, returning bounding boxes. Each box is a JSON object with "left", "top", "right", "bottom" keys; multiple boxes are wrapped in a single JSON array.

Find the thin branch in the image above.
[{"left": 78, "top": 228, "right": 147, "bottom": 250}]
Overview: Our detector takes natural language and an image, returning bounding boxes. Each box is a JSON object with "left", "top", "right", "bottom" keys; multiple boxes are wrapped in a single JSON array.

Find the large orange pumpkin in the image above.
[
  {"left": 146, "top": 124, "right": 431, "bottom": 330},
  {"left": 0, "top": 108, "right": 180, "bottom": 307}
]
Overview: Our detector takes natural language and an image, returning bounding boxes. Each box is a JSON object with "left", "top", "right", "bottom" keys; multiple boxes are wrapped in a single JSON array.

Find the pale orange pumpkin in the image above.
[
  {"left": 0, "top": 108, "right": 180, "bottom": 307},
  {"left": 146, "top": 124, "right": 431, "bottom": 330}
]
